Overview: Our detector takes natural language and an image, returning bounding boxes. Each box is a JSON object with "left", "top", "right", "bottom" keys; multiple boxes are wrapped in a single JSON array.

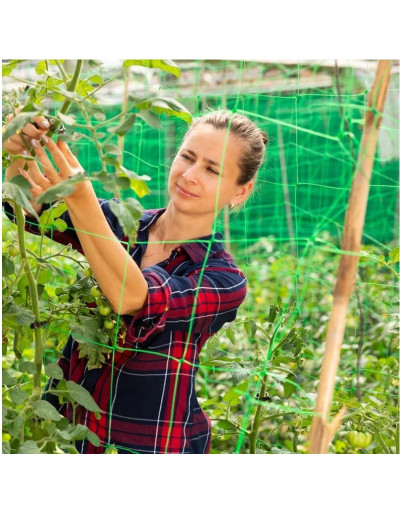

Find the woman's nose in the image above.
[{"left": 182, "top": 163, "right": 200, "bottom": 183}]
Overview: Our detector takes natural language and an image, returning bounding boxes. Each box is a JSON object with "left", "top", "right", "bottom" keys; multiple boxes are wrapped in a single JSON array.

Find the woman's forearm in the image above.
[{"left": 64, "top": 184, "right": 148, "bottom": 315}]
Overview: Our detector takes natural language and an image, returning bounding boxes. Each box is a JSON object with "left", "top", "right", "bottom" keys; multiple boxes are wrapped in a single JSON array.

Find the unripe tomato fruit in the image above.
[
  {"left": 346, "top": 431, "right": 373, "bottom": 448},
  {"left": 8, "top": 246, "right": 19, "bottom": 257},
  {"left": 90, "top": 286, "right": 102, "bottom": 298},
  {"left": 59, "top": 294, "right": 70, "bottom": 302},
  {"left": 99, "top": 304, "right": 111, "bottom": 316},
  {"left": 105, "top": 445, "right": 118, "bottom": 454},
  {"left": 83, "top": 267, "right": 92, "bottom": 278},
  {"left": 103, "top": 319, "right": 114, "bottom": 330},
  {"left": 55, "top": 287, "right": 65, "bottom": 296}
]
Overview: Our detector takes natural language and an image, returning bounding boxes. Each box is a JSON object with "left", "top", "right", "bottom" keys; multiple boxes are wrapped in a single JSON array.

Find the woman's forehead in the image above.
[{"left": 183, "top": 124, "right": 242, "bottom": 161}]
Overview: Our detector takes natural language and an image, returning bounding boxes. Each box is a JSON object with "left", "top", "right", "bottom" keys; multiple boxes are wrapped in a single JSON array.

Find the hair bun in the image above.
[{"left": 260, "top": 130, "right": 268, "bottom": 146}]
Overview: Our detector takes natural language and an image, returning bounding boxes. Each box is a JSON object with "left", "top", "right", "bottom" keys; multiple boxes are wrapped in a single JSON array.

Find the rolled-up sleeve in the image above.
[{"left": 123, "top": 263, "right": 247, "bottom": 344}]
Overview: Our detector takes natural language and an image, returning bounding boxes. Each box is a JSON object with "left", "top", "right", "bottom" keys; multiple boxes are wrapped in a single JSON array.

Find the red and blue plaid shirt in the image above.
[{"left": 4, "top": 200, "right": 247, "bottom": 453}]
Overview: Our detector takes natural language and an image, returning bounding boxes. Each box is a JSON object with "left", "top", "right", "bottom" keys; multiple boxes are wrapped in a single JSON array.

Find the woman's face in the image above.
[{"left": 168, "top": 123, "right": 251, "bottom": 216}]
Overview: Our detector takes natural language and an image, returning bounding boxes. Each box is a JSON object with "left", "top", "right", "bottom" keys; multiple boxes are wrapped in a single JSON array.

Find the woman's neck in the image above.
[{"left": 152, "top": 203, "right": 214, "bottom": 246}]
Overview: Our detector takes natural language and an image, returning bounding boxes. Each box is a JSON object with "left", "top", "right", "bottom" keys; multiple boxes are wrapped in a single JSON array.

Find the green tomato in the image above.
[
  {"left": 103, "top": 319, "right": 114, "bottom": 330},
  {"left": 8, "top": 246, "right": 20, "bottom": 257},
  {"left": 83, "top": 267, "right": 93, "bottom": 278},
  {"left": 346, "top": 431, "right": 373, "bottom": 448},
  {"left": 90, "top": 286, "right": 102, "bottom": 298},
  {"left": 99, "top": 304, "right": 112, "bottom": 317},
  {"left": 105, "top": 445, "right": 118, "bottom": 454},
  {"left": 59, "top": 294, "right": 70, "bottom": 302},
  {"left": 55, "top": 287, "right": 65, "bottom": 296}
]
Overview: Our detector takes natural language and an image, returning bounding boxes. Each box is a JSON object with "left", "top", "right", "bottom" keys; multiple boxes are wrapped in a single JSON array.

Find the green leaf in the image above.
[
  {"left": 103, "top": 144, "right": 122, "bottom": 156},
  {"left": 69, "top": 424, "right": 89, "bottom": 440},
  {"left": 65, "top": 381, "right": 103, "bottom": 413},
  {"left": 2, "top": 179, "right": 38, "bottom": 220},
  {"left": 137, "top": 110, "right": 162, "bottom": 129},
  {"left": 109, "top": 198, "right": 144, "bottom": 244},
  {"left": 226, "top": 328, "right": 235, "bottom": 344},
  {"left": 2, "top": 60, "right": 22, "bottom": 76},
  {"left": 123, "top": 59, "right": 180, "bottom": 78},
  {"left": 70, "top": 316, "right": 108, "bottom": 345},
  {"left": 107, "top": 114, "right": 136, "bottom": 137},
  {"left": 86, "top": 429, "right": 101, "bottom": 447},
  {"left": 217, "top": 420, "right": 237, "bottom": 431},
  {"left": 2, "top": 442, "right": 11, "bottom": 454},
  {"left": 389, "top": 247, "right": 399, "bottom": 263},
  {"left": 39, "top": 201, "right": 68, "bottom": 233},
  {"left": 9, "top": 386, "right": 29, "bottom": 404},
  {"left": 2, "top": 256, "right": 15, "bottom": 276},
  {"left": 2, "top": 369, "right": 17, "bottom": 386},
  {"left": 283, "top": 381, "right": 296, "bottom": 398},
  {"left": 134, "top": 96, "right": 191, "bottom": 124},
  {"left": 3, "top": 302, "right": 35, "bottom": 328},
  {"left": 32, "top": 400, "right": 62, "bottom": 421},
  {"left": 19, "top": 361, "right": 38, "bottom": 374},
  {"left": 18, "top": 440, "right": 41, "bottom": 454},
  {"left": 36, "top": 173, "right": 87, "bottom": 204},
  {"left": 57, "top": 113, "right": 75, "bottom": 126},
  {"left": 116, "top": 167, "right": 151, "bottom": 197},
  {"left": 45, "top": 362, "right": 64, "bottom": 380},
  {"left": 21, "top": 103, "right": 41, "bottom": 113},
  {"left": 88, "top": 74, "right": 103, "bottom": 85},
  {"left": 53, "top": 218, "right": 68, "bottom": 232},
  {"left": 35, "top": 60, "right": 47, "bottom": 75}
]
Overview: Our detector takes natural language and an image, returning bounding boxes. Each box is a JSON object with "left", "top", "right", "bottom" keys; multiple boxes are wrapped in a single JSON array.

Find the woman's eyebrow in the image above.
[{"left": 182, "top": 148, "right": 224, "bottom": 169}]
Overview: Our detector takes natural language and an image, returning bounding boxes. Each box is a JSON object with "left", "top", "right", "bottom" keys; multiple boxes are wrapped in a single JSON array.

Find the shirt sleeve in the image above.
[
  {"left": 2, "top": 198, "right": 126, "bottom": 255},
  {"left": 123, "top": 263, "right": 247, "bottom": 344}
]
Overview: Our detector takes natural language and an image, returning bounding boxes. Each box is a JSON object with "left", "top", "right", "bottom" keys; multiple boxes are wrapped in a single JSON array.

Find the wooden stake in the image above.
[{"left": 309, "top": 60, "right": 393, "bottom": 454}]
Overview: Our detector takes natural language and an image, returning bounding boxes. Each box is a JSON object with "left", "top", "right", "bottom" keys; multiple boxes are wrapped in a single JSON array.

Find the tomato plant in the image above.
[{"left": 2, "top": 59, "right": 191, "bottom": 453}]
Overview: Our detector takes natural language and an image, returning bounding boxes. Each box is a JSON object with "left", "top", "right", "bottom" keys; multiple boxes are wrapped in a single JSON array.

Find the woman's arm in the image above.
[{"left": 63, "top": 183, "right": 148, "bottom": 315}]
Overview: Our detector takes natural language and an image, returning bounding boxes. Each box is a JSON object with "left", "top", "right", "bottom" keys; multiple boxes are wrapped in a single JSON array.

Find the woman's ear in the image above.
[{"left": 230, "top": 181, "right": 254, "bottom": 208}]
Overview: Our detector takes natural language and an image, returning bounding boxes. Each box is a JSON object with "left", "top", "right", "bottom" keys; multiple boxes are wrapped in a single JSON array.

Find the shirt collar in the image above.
[{"left": 137, "top": 208, "right": 225, "bottom": 263}]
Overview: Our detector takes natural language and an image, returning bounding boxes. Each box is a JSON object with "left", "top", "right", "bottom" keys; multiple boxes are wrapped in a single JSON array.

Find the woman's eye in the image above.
[
  {"left": 181, "top": 154, "right": 192, "bottom": 161},
  {"left": 207, "top": 167, "right": 219, "bottom": 175}
]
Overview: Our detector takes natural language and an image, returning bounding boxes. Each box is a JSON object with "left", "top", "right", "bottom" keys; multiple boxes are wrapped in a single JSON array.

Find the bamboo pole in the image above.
[{"left": 309, "top": 60, "right": 393, "bottom": 454}]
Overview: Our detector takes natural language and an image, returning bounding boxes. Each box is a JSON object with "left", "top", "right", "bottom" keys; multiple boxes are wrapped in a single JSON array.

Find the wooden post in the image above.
[{"left": 309, "top": 60, "right": 393, "bottom": 454}]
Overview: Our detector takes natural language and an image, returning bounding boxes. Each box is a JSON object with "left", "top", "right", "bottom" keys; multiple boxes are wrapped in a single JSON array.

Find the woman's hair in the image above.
[{"left": 184, "top": 109, "right": 268, "bottom": 185}]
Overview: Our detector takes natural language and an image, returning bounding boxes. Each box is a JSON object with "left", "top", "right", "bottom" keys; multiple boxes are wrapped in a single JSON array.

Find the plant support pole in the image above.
[{"left": 309, "top": 60, "right": 393, "bottom": 454}]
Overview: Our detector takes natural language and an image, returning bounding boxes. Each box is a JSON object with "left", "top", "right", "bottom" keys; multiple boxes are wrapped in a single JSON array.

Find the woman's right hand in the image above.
[{"left": 3, "top": 109, "right": 51, "bottom": 216}]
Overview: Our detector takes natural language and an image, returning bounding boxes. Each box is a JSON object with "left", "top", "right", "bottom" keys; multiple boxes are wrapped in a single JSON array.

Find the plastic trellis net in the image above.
[{"left": 2, "top": 60, "right": 399, "bottom": 454}]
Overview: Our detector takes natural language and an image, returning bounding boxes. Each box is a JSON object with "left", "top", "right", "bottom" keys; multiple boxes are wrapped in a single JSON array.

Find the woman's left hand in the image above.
[{"left": 21, "top": 136, "right": 90, "bottom": 202}]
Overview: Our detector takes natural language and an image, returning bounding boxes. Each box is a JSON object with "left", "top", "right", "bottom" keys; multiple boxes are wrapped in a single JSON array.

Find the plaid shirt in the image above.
[{"left": 3, "top": 200, "right": 247, "bottom": 454}]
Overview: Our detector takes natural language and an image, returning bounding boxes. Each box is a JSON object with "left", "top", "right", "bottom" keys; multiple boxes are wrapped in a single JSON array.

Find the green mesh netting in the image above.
[{"left": 2, "top": 60, "right": 399, "bottom": 454}]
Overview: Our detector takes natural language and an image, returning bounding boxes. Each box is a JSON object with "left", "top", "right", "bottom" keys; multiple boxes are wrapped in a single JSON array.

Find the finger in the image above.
[
  {"left": 32, "top": 116, "right": 51, "bottom": 131},
  {"left": 18, "top": 168, "right": 43, "bottom": 197},
  {"left": 24, "top": 156, "right": 52, "bottom": 189},
  {"left": 28, "top": 140, "right": 59, "bottom": 183},
  {"left": 57, "top": 139, "right": 83, "bottom": 169},
  {"left": 21, "top": 121, "right": 48, "bottom": 140},
  {"left": 3, "top": 138, "right": 26, "bottom": 154},
  {"left": 9, "top": 133, "right": 35, "bottom": 151},
  {"left": 41, "top": 135, "right": 71, "bottom": 177}
]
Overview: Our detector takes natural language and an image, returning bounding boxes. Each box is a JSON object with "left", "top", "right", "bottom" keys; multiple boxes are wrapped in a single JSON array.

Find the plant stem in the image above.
[
  {"left": 249, "top": 373, "right": 268, "bottom": 453},
  {"left": 14, "top": 204, "right": 43, "bottom": 393},
  {"left": 47, "top": 60, "right": 83, "bottom": 136}
]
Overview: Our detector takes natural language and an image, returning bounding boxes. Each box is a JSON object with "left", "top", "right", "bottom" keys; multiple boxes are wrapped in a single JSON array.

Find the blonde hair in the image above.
[{"left": 184, "top": 109, "right": 268, "bottom": 185}]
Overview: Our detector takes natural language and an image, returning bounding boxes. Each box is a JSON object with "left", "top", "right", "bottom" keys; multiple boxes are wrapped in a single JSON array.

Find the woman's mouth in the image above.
[{"left": 177, "top": 185, "right": 199, "bottom": 198}]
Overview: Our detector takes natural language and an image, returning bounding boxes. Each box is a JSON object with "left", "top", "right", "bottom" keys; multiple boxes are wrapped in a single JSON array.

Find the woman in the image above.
[{"left": 3, "top": 109, "right": 268, "bottom": 453}]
